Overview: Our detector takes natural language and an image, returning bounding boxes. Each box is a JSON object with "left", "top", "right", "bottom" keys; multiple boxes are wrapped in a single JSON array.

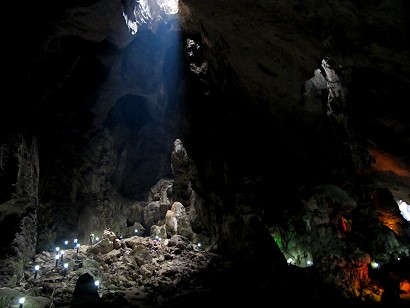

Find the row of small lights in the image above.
[
  {"left": 285, "top": 258, "right": 402, "bottom": 270},
  {"left": 27, "top": 232, "right": 153, "bottom": 306},
  {"left": 17, "top": 279, "right": 100, "bottom": 307},
  {"left": 23, "top": 231, "right": 203, "bottom": 306},
  {"left": 32, "top": 232, "right": 143, "bottom": 286},
  {"left": 25, "top": 237, "right": 101, "bottom": 307},
  {"left": 32, "top": 238, "right": 81, "bottom": 282},
  {"left": 16, "top": 198, "right": 408, "bottom": 306},
  {"left": 31, "top": 233, "right": 201, "bottom": 290},
  {"left": 20, "top": 259, "right": 402, "bottom": 307},
  {"left": 34, "top": 232, "right": 137, "bottom": 275},
  {"left": 371, "top": 257, "right": 402, "bottom": 270},
  {"left": 287, "top": 258, "right": 313, "bottom": 266},
  {"left": 153, "top": 235, "right": 202, "bottom": 250}
]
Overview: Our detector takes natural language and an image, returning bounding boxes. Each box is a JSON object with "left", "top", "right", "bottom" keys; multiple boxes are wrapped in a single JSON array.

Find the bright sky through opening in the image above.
[
  {"left": 122, "top": 0, "right": 179, "bottom": 35},
  {"left": 157, "top": 0, "right": 179, "bottom": 14},
  {"left": 398, "top": 200, "right": 410, "bottom": 221}
]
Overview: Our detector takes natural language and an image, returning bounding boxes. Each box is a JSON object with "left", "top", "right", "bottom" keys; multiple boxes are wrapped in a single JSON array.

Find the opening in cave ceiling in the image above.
[
  {"left": 399, "top": 200, "right": 410, "bottom": 222},
  {"left": 122, "top": 0, "right": 179, "bottom": 35}
]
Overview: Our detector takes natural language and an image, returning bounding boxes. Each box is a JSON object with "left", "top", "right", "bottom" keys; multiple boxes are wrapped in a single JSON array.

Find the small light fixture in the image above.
[
  {"left": 60, "top": 250, "right": 65, "bottom": 261},
  {"left": 76, "top": 243, "right": 80, "bottom": 253},
  {"left": 19, "top": 297, "right": 25, "bottom": 308},
  {"left": 55, "top": 254, "right": 59, "bottom": 267},
  {"left": 95, "top": 280, "right": 100, "bottom": 288},
  {"left": 55, "top": 247, "right": 60, "bottom": 252},
  {"left": 63, "top": 263, "right": 69, "bottom": 277},
  {"left": 34, "top": 265, "right": 40, "bottom": 278}
]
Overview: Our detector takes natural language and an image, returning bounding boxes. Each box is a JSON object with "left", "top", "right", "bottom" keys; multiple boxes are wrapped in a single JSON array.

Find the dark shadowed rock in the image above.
[{"left": 70, "top": 272, "right": 104, "bottom": 308}]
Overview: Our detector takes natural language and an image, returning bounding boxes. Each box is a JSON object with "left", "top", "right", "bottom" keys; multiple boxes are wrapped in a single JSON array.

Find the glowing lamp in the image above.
[
  {"left": 135, "top": 229, "right": 138, "bottom": 233},
  {"left": 55, "top": 254, "right": 59, "bottom": 267},
  {"left": 370, "top": 261, "right": 380, "bottom": 269},
  {"left": 95, "top": 280, "right": 100, "bottom": 288},
  {"left": 19, "top": 297, "right": 25, "bottom": 308},
  {"left": 307, "top": 260, "right": 313, "bottom": 266},
  {"left": 34, "top": 264, "right": 40, "bottom": 278},
  {"left": 55, "top": 247, "right": 60, "bottom": 252},
  {"left": 63, "top": 263, "right": 69, "bottom": 277},
  {"left": 64, "top": 240, "right": 68, "bottom": 245},
  {"left": 76, "top": 243, "right": 80, "bottom": 253},
  {"left": 287, "top": 258, "right": 293, "bottom": 264}
]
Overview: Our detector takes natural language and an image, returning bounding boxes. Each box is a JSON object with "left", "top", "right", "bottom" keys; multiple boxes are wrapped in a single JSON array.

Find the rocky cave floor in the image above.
[
  {"left": 2, "top": 233, "right": 410, "bottom": 307},
  {"left": 2, "top": 235, "right": 228, "bottom": 308}
]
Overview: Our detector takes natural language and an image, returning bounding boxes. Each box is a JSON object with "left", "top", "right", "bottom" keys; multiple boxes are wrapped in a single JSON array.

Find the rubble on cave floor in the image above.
[
  {"left": 5, "top": 234, "right": 225, "bottom": 307},
  {"left": 3, "top": 231, "right": 410, "bottom": 307}
]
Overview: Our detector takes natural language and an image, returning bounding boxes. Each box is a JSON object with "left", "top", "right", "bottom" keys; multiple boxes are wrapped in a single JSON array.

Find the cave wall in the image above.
[{"left": 0, "top": 136, "right": 39, "bottom": 286}]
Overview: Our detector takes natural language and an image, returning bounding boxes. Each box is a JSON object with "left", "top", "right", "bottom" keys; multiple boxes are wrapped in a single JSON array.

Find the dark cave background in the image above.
[{"left": 1, "top": 0, "right": 409, "bottom": 306}]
